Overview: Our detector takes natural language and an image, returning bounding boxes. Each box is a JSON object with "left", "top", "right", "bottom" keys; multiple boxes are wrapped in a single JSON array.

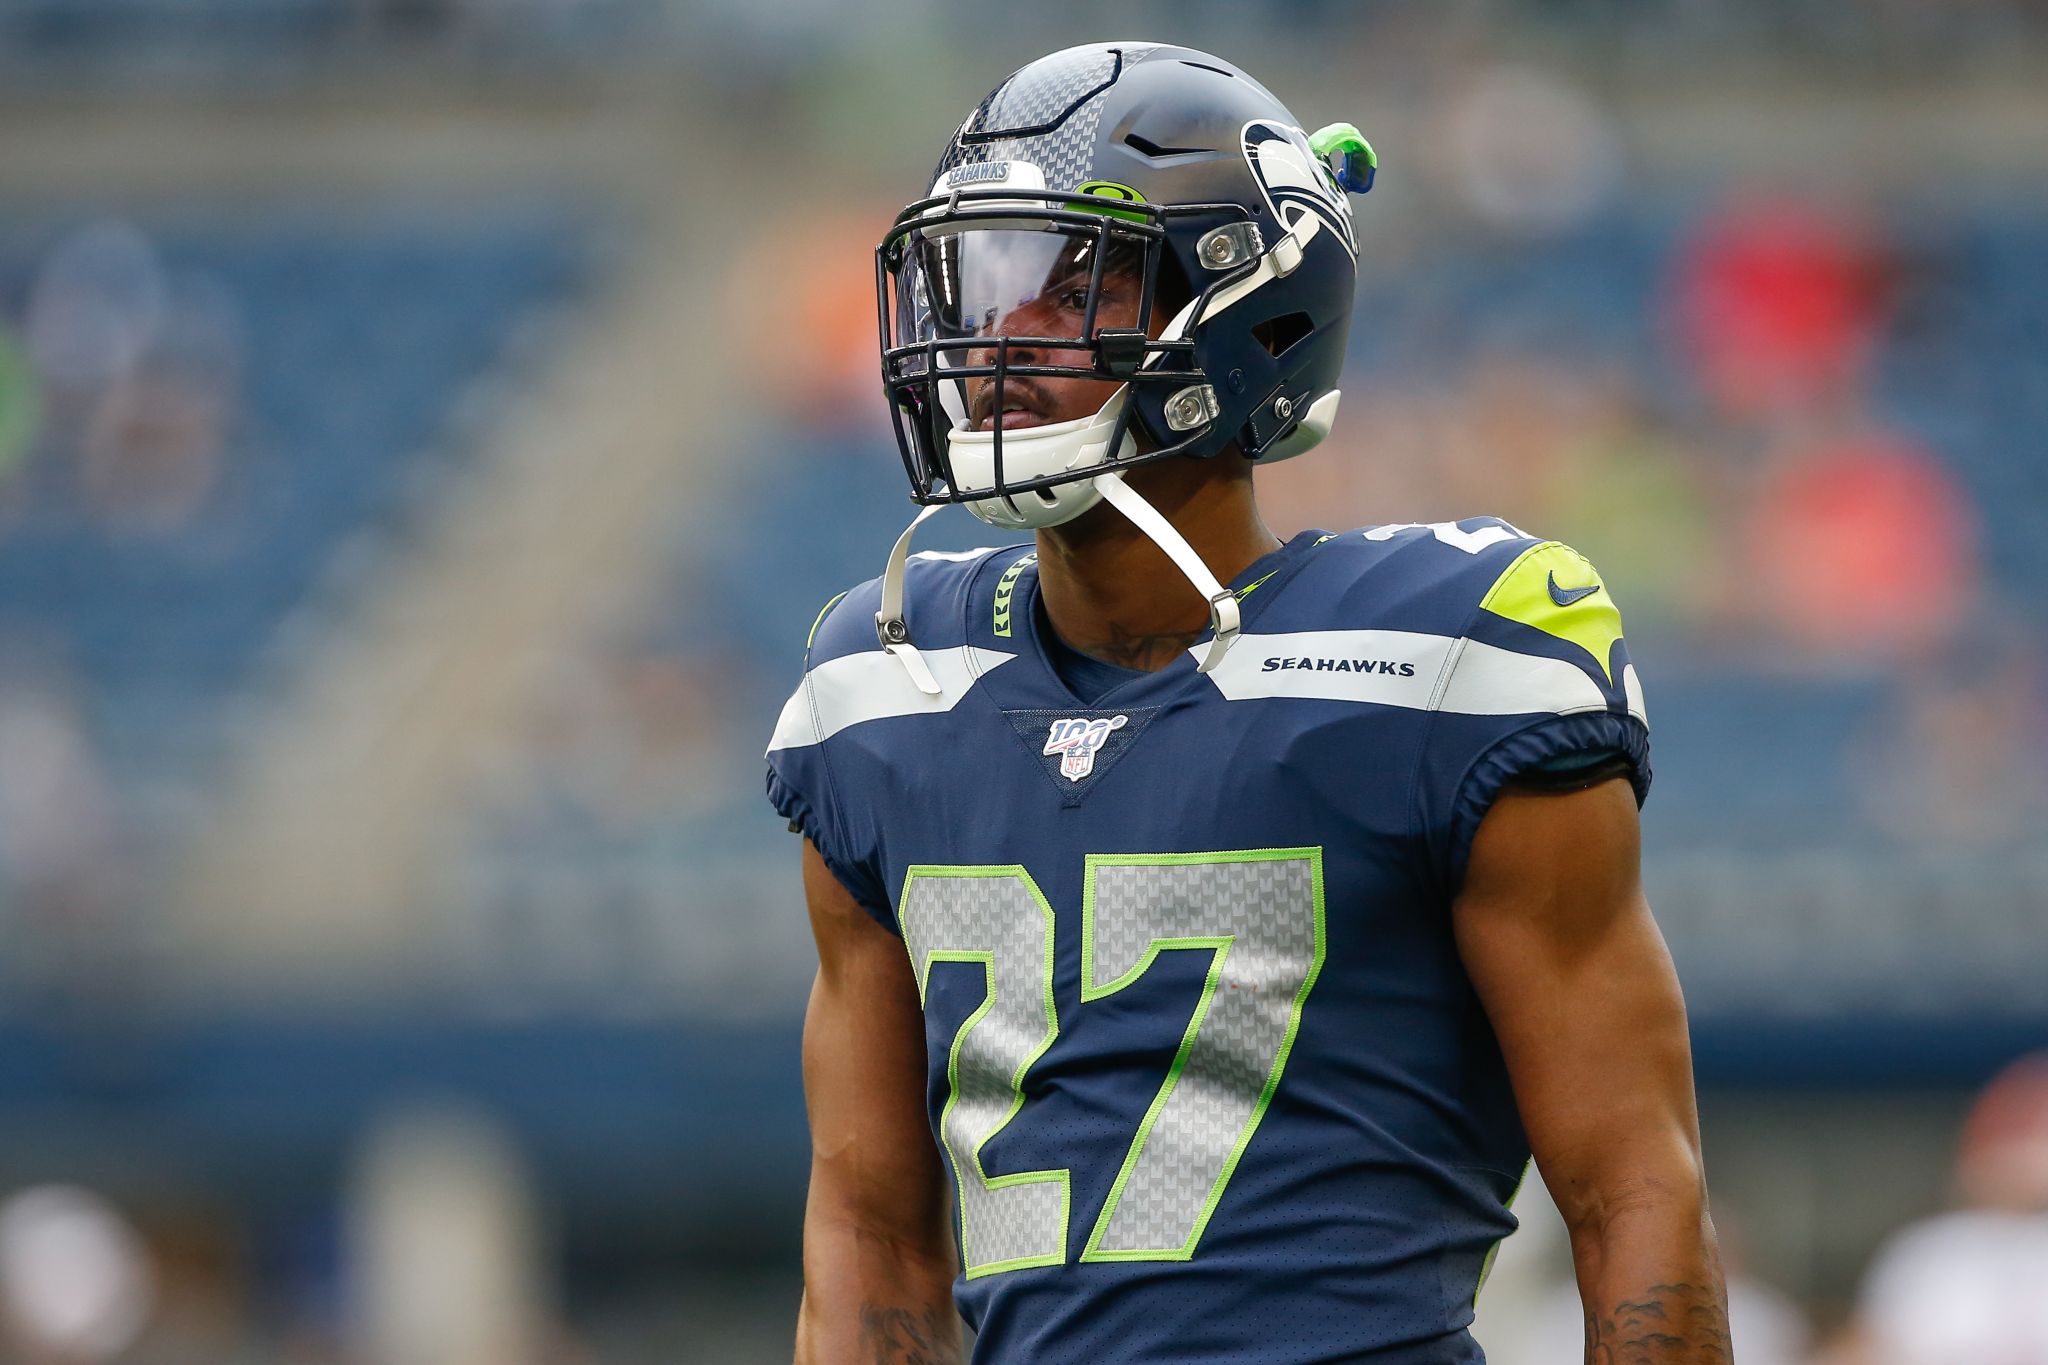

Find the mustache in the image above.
[{"left": 967, "top": 375, "right": 1053, "bottom": 427}]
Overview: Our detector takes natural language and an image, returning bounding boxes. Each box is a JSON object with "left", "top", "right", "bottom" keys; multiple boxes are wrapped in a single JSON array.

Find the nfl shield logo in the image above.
[{"left": 1042, "top": 715, "right": 1129, "bottom": 783}]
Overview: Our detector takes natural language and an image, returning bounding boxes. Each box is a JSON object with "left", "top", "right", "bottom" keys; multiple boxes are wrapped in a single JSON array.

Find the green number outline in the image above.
[
  {"left": 1076, "top": 846, "right": 1327, "bottom": 1263},
  {"left": 899, "top": 864, "right": 1071, "bottom": 1279}
]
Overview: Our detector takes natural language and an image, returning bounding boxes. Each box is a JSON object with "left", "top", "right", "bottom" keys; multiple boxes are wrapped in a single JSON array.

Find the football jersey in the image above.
[{"left": 766, "top": 518, "right": 1651, "bottom": 1364}]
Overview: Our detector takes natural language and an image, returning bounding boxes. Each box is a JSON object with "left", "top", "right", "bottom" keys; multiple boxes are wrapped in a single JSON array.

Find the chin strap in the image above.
[
  {"left": 874, "top": 477, "right": 1244, "bottom": 691},
  {"left": 876, "top": 503, "right": 946, "bottom": 695},
  {"left": 1092, "top": 471, "right": 1242, "bottom": 675}
]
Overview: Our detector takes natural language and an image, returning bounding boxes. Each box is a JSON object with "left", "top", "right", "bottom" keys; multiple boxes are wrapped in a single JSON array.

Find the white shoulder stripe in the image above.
[
  {"left": 1202, "top": 630, "right": 1452, "bottom": 707},
  {"left": 768, "top": 645, "right": 1016, "bottom": 753},
  {"left": 1199, "top": 629, "right": 1615, "bottom": 718},
  {"left": 1436, "top": 638, "right": 1610, "bottom": 716},
  {"left": 910, "top": 547, "right": 1007, "bottom": 563}
]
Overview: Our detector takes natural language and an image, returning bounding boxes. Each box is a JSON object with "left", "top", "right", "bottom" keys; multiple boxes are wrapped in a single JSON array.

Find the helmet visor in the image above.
[
  {"left": 887, "top": 222, "right": 1154, "bottom": 442},
  {"left": 902, "top": 223, "right": 1149, "bottom": 346}
]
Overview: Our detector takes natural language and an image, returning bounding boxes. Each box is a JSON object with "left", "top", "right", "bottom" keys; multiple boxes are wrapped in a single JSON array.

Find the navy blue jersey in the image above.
[{"left": 767, "top": 518, "right": 1650, "bottom": 1364}]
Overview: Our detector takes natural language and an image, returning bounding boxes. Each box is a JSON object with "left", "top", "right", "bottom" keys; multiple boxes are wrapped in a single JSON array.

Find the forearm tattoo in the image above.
[
  {"left": 857, "top": 1304, "right": 960, "bottom": 1365},
  {"left": 1584, "top": 1282, "right": 1731, "bottom": 1364}
]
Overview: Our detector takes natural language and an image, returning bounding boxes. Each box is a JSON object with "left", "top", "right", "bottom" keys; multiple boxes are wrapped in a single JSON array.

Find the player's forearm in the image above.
[
  {"left": 1567, "top": 1192, "right": 1729, "bottom": 1364},
  {"left": 795, "top": 1216, "right": 961, "bottom": 1365}
]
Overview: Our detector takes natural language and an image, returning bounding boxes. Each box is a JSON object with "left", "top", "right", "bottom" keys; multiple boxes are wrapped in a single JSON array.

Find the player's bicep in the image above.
[
  {"left": 1450, "top": 779, "right": 1704, "bottom": 1230},
  {"left": 800, "top": 838, "right": 953, "bottom": 1255}
]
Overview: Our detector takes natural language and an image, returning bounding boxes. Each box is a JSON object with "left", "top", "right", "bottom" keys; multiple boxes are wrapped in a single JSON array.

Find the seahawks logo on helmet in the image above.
[{"left": 1242, "top": 120, "right": 1358, "bottom": 260}]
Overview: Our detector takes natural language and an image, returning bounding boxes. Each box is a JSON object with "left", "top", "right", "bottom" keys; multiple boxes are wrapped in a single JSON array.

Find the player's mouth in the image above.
[{"left": 969, "top": 379, "right": 1053, "bottom": 432}]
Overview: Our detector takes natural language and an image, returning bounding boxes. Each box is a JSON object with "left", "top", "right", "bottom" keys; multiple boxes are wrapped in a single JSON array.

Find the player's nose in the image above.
[
  {"left": 971, "top": 316, "right": 1042, "bottom": 368},
  {"left": 992, "top": 302, "right": 1053, "bottom": 361}
]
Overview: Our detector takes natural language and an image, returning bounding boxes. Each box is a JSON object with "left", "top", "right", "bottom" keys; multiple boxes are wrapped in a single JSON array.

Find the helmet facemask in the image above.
[
  {"left": 870, "top": 186, "right": 1309, "bottom": 691},
  {"left": 878, "top": 189, "right": 1218, "bottom": 530}
]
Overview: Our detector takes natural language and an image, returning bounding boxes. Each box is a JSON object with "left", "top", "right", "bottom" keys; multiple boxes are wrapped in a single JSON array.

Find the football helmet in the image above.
[{"left": 871, "top": 42, "right": 1375, "bottom": 687}]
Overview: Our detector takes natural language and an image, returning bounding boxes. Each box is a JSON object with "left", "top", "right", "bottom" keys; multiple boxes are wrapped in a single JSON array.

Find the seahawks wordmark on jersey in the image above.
[{"left": 767, "top": 519, "right": 1649, "bottom": 1365}]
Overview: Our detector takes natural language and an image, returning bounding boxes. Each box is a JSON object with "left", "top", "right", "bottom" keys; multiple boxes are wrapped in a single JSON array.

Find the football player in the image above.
[{"left": 769, "top": 42, "right": 1728, "bottom": 1364}]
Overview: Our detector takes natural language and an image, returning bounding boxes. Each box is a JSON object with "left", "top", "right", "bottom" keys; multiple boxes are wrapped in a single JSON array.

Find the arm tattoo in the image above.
[
  {"left": 857, "top": 1304, "right": 960, "bottom": 1365},
  {"left": 1585, "top": 1282, "right": 1730, "bottom": 1365}
]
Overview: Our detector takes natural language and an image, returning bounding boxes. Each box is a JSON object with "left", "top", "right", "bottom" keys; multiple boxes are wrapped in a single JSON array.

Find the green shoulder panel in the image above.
[{"left": 1477, "top": 541, "right": 1624, "bottom": 684}]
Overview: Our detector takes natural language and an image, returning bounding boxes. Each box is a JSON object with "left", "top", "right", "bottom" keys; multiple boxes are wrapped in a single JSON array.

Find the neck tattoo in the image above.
[{"left": 1063, "top": 619, "right": 1206, "bottom": 672}]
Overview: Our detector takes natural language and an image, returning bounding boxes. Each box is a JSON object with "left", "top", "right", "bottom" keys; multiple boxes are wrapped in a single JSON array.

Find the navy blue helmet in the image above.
[{"left": 876, "top": 41, "right": 1376, "bottom": 532}]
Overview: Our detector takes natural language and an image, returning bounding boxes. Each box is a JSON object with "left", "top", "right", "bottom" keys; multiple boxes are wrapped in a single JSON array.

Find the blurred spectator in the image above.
[
  {"left": 1822, "top": 1053, "right": 2048, "bottom": 1365},
  {"left": 0, "top": 642, "right": 119, "bottom": 932},
  {"left": 1671, "top": 200, "right": 1890, "bottom": 424},
  {"left": 76, "top": 272, "right": 241, "bottom": 539},
  {"left": 10, "top": 222, "right": 243, "bottom": 542},
  {"left": 1440, "top": 63, "right": 1623, "bottom": 238},
  {"left": 26, "top": 221, "right": 165, "bottom": 398},
  {"left": 348, "top": 1107, "right": 551, "bottom": 1365},
  {"left": 0, "top": 1185, "right": 156, "bottom": 1364},
  {"left": 1741, "top": 430, "right": 1979, "bottom": 666}
]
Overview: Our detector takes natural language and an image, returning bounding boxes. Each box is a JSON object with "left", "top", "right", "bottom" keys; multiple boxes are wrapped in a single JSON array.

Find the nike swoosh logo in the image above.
[{"left": 1548, "top": 571, "right": 1601, "bottom": 607}]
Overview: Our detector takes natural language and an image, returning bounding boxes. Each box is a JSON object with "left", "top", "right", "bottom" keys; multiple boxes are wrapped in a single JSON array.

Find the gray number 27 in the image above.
[{"left": 898, "top": 848, "right": 1326, "bottom": 1278}]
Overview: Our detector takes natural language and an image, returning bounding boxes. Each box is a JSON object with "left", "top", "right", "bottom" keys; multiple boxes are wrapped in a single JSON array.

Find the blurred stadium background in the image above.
[{"left": 0, "top": 1, "right": 2043, "bottom": 1361}]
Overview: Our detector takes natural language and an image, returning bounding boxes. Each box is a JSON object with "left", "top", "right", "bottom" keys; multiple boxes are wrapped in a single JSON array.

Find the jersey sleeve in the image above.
[
  {"left": 764, "top": 585, "right": 896, "bottom": 930},
  {"left": 1415, "top": 537, "right": 1652, "bottom": 894}
]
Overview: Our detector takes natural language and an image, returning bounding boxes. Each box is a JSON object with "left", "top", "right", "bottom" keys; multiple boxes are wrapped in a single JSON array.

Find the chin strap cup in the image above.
[
  {"left": 1200, "top": 589, "right": 1242, "bottom": 675},
  {"left": 876, "top": 504, "right": 946, "bottom": 696},
  {"left": 1093, "top": 470, "right": 1243, "bottom": 675}
]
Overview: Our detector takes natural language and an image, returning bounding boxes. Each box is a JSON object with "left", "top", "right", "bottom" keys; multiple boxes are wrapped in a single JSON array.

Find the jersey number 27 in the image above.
[{"left": 899, "top": 847, "right": 1325, "bottom": 1278}]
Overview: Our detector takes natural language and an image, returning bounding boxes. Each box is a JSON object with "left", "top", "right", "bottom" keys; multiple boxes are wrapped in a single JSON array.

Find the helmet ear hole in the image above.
[{"left": 1251, "top": 311, "right": 1314, "bottom": 358}]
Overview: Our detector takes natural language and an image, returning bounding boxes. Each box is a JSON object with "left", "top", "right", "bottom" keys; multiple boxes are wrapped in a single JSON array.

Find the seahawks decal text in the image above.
[{"left": 1261, "top": 657, "right": 1417, "bottom": 676}]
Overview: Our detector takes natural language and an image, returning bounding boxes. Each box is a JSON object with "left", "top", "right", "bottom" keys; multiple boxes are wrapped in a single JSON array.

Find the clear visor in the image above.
[
  {"left": 887, "top": 222, "right": 1152, "bottom": 439},
  {"left": 899, "top": 223, "right": 1148, "bottom": 343}
]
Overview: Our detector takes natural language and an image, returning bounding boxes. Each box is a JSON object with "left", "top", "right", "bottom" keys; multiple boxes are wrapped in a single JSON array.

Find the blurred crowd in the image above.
[
  {"left": 0, "top": 1053, "right": 2038, "bottom": 1362},
  {"left": 0, "top": 218, "right": 246, "bottom": 974},
  {"left": 0, "top": 206, "right": 590, "bottom": 996},
  {"left": 0, "top": 3, "right": 2045, "bottom": 1360},
  {"left": 0, "top": 220, "right": 242, "bottom": 544}
]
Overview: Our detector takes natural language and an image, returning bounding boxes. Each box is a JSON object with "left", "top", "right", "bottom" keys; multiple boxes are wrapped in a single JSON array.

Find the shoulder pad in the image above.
[
  {"left": 1473, "top": 539, "right": 1623, "bottom": 685},
  {"left": 1294, "top": 516, "right": 1546, "bottom": 628},
  {"left": 803, "top": 546, "right": 1016, "bottom": 669},
  {"left": 1360, "top": 516, "right": 1536, "bottom": 558},
  {"left": 802, "top": 575, "right": 883, "bottom": 669}
]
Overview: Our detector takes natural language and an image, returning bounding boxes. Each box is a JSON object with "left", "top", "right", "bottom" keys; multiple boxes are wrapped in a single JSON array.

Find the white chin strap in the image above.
[
  {"left": 874, "top": 471, "right": 1242, "bottom": 695},
  {"left": 1090, "top": 471, "right": 1241, "bottom": 675},
  {"left": 874, "top": 503, "right": 947, "bottom": 695}
]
